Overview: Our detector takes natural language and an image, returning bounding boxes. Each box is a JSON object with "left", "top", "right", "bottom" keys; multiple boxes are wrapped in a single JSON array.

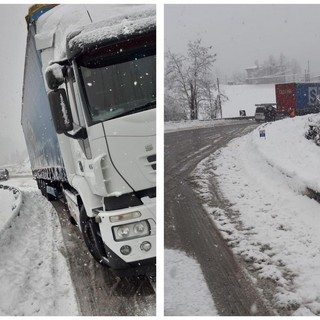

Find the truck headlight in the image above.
[
  {"left": 113, "top": 220, "right": 150, "bottom": 241},
  {"left": 117, "top": 226, "right": 130, "bottom": 239}
]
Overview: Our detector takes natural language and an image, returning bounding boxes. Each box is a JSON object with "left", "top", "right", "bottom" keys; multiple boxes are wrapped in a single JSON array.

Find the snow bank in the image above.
[
  {"left": 249, "top": 115, "right": 320, "bottom": 193},
  {"left": 164, "top": 249, "right": 218, "bottom": 316},
  {"left": 0, "top": 180, "right": 79, "bottom": 315},
  {"left": 193, "top": 114, "right": 320, "bottom": 315}
]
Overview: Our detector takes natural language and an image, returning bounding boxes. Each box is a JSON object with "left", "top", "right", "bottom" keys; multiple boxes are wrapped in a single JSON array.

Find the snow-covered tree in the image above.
[{"left": 165, "top": 39, "right": 218, "bottom": 120}]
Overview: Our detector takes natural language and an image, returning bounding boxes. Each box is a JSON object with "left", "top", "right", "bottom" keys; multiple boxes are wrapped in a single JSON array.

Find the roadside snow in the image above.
[
  {"left": 193, "top": 114, "right": 320, "bottom": 315},
  {"left": 0, "top": 177, "right": 79, "bottom": 316},
  {"left": 164, "top": 249, "right": 218, "bottom": 316},
  {"left": 165, "top": 119, "right": 255, "bottom": 133}
]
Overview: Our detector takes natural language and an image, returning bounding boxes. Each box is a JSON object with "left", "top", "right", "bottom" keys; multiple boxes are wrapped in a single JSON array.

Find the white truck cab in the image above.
[{"left": 22, "top": 4, "right": 156, "bottom": 277}]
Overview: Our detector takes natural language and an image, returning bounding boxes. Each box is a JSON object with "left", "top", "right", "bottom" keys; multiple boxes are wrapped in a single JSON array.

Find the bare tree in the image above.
[{"left": 166, "top": 39, "right": 217, "bottom": 120}]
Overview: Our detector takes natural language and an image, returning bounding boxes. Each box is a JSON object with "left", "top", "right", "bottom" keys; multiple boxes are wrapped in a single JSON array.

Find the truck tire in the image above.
[
  {"left": 46, "top": 190, "right": 55, "bottom": 201},
  {"left": 37, "top": 179, "right": 54, "bottom": 200},
  {"left": 80, "top": 205, "right": 108, "bottom": 266},
  {"left": 37, "top": 179, "right": 45, "bottom": 196}
]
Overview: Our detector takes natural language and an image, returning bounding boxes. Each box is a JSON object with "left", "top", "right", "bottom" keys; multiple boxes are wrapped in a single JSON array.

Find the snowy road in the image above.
[
  {"left": 0, "top": 177, "right": 155, "bottom": 316},
  {"left": 51, "top": 199, "right": 156, "bottom": 316},
  {"left": 164, "top": 121, "right": 272, "bottom": 316},
  {"left": 194, "top": 115, "right": 320, "bottom": 315}
]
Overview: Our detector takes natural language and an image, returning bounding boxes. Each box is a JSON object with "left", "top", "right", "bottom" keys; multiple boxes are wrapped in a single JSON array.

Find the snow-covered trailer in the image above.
[
  {"left": 276, "top": 83, "right": 320, "bottom": 116},
  {"left": 21, "top": 4, "right": 156, "bottom": 277},
  {"left": 21, "top": 9, "right": 67, "bottom": 191}
]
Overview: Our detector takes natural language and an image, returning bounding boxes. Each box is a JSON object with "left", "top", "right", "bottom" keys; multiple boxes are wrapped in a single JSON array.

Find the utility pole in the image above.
[{"left": 217, "top": 77, "right": 222, "bottom": 119}]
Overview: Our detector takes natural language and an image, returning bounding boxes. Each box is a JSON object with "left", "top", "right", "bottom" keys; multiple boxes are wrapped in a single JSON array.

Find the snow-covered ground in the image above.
[
  {"left": 164, "top": 249, "right": 218, "bottom": 316},
  {"left": 193, "top": 114, "right": 320, "bottom": 315},
  {"left": 0, "top": 176, "right": 79, "bottom": 316},
  {"left": 220, "top": 84, "right": 276, "bottom": 117}
]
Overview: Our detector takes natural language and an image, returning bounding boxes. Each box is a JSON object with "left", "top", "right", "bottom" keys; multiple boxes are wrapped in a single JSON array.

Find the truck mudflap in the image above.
[{"left": 96, "top": 199, "right": 156, "bottom": 274}]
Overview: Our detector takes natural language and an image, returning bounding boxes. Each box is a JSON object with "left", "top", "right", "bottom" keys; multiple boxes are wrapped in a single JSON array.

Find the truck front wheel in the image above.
[{"left": 80, "top": 205, "right": 108, "bottom": 266}]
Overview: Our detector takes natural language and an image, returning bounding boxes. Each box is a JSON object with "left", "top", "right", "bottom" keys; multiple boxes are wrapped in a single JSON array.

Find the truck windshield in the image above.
[
  {"left": 78, "top": 44, "right": 156, "bottom": 124},
  {"left": 256, "top": 107, "right": 265, "bottom": 113}
]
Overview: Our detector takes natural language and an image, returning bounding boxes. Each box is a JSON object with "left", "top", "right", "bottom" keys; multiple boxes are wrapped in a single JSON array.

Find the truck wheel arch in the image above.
[{"left": 71, "top": 175, "right": 103, "bottom": 218}]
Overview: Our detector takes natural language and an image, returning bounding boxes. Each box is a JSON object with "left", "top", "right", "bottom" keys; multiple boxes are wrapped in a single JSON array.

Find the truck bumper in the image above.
[
  {"left": 102, "top": 241, "right": 156, "bottom": 277},
  {"left": 96, "top": 198, "right": 156, "bottom": 275}
]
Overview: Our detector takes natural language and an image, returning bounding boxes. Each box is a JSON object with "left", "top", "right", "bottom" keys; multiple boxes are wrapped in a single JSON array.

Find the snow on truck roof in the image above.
[{"left": 35, "top": 4, "right": 156, "bottom": 62}]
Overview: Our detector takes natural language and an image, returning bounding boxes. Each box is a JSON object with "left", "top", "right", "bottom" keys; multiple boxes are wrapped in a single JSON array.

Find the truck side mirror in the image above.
[
  {"left": 48, "top": 89, "right": 73, "bottom": 134},
  {"left": 45, "top": 64, "right": 66, "bottom": 90}
]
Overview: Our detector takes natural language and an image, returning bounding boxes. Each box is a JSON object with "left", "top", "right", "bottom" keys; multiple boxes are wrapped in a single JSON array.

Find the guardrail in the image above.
[
  {"left": 0, "top": 184, "right": 23, "bottom": 235},
  {"left": 216, "top": 116, "right": 255, "bottom": 121},
  {"left": 306, "top": 188, "right": 320, "bottom": 203}
]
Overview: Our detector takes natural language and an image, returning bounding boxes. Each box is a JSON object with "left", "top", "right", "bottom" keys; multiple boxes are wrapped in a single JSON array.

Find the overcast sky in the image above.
[
  {"left": 0, "top": 4, "right": 29, "bottom": 164},
  {"left": 165, "top": 4, "right": 320, "bottom": 80},
  {"left": 2, "top": 4, "right": 320, "bottom": 164}
]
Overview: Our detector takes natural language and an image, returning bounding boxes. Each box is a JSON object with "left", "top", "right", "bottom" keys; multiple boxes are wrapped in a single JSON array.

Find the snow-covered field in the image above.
[
  {"left": 220, "top": 84, "right": 276, "bottom": 118},
  {"left": 193, "top": 114, "right": 320, "bottom": 315},
  {"left": 0, "top": 177, "right": 79, "bottom": 316},
  {"left": 164, "top": 249, "right": 218, "bottom": 316}
]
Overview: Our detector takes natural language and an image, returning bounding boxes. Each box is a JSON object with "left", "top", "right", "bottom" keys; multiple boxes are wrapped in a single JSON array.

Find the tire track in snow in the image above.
[
  {"left": 164, "top": 122, "right": 271, "bottom": 315},
  {"left": 51, "top": 199, "right": 156, "bottom": 316}
]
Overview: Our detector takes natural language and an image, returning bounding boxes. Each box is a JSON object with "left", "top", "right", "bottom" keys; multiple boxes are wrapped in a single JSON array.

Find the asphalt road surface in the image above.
[
  {"left": 51, "top": 200, "right": 155, "bottom": 316},
  {"left": 165, "top": 120, "right": 274, "bottom": 316}
]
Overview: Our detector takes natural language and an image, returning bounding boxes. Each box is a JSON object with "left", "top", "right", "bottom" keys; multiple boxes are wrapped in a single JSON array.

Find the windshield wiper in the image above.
[
  {"left": 123, "top": 100, "right": 156, "bottom": 116},
  {"left": 110, "top": 100, "right": 156, "bottom": 120}
]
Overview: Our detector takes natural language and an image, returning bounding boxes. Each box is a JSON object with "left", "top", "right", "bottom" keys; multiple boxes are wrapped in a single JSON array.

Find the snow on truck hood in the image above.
[{"left": 36, "top": 4, "right": 156, "bottom": 62}]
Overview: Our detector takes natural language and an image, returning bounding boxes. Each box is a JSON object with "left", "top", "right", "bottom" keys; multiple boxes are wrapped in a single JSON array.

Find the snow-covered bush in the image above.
[{"left": 305, "top": 115, "right": 320, "bottom": 146}]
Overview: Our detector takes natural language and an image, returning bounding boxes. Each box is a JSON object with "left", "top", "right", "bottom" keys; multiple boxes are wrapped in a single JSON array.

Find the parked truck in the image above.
[
  {"left": 275, "top": 82, "right": 320, "bottom": 116},
  {"left": 21, "top": 4, "right": 156, "bottom": 277}
]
